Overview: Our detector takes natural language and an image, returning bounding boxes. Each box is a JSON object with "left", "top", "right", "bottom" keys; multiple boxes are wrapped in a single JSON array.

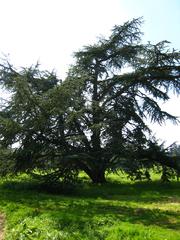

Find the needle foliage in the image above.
[{"left": 0, "top": 18, "right": 180, "bottom": 183}]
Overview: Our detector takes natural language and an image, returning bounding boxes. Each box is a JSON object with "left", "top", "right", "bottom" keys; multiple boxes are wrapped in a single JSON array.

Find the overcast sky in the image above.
[{"left": 0, "top": 0, "right": 179, "bottom": 145}]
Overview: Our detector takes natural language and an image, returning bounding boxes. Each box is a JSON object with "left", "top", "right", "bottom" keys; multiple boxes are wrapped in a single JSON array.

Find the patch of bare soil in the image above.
[{"left": 0, "top": 214, "right": 5, "bottom": 240}]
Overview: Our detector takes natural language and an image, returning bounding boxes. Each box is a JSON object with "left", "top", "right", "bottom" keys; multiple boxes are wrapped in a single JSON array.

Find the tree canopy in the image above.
[{"left": 0, "top": 18, "right": 180, "bottom": 183}]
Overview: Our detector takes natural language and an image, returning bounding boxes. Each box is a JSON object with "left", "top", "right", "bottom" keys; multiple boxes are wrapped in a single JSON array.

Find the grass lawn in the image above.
[{"left": 0, "top": 173, "right": 180, "bottom": 240}]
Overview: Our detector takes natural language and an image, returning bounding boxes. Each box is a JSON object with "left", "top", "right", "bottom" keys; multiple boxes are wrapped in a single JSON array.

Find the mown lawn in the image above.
[{"left": 0, "top": 174, "right": 180, "bottom": 240}]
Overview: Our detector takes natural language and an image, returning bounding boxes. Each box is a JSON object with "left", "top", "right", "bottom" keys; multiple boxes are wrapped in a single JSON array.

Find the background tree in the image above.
[{"left": 0, "top": 18, "right": 179, "bottom": 183}]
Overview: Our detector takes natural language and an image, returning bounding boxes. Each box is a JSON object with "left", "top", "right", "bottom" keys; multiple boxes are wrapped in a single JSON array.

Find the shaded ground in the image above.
[
  {"left": 0, "top": 214, "right": 5, "bottom": 240},
  {"left": 0, "top": 175, "right": 180, "bottom": 239}
]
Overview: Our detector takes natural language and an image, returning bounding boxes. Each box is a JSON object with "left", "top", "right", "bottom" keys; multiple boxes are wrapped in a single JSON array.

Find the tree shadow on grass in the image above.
[
  {"left": 74, "top": 180, "right": 180, "bottom": 204},
  {"left": 45, "top": 198, "right": 180, "bottom": 231},
  {"left": 0, "top": 179, "right": 180, "bottom": 233}
]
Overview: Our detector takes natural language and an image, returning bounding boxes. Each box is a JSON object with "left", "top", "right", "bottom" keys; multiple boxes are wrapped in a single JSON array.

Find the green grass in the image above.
[{"left": 0, "top": 174, "right": 180, "bottom": 240}]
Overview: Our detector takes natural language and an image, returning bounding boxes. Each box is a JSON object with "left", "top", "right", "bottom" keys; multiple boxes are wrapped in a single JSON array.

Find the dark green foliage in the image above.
[
  {"left": 0, "top": 146, "right": 14, "bottom": 176},
  {"left": 0, "top": 18, "right": 179, "bottom": 183}
]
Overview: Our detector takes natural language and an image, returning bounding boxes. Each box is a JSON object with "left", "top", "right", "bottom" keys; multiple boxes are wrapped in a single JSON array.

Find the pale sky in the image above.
[{"left": 0, "top": 0, "right": 179, "bottom": 145}]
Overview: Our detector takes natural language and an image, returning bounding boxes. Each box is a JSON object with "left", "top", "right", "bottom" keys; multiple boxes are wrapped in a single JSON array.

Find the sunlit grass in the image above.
[{"left": 0, "top": 173, "right": 180, "bottom": 239}]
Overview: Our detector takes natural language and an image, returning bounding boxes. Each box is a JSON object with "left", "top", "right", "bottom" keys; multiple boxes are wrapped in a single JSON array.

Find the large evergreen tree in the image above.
[{"left": 0, "top": 18, "right": 180, "bottom": 183}]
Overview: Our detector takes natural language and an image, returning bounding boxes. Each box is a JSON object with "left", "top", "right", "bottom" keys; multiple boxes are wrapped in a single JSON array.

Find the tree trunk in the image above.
[{"left": 85, "top": 167, "right": 106, "bottom": 184}]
